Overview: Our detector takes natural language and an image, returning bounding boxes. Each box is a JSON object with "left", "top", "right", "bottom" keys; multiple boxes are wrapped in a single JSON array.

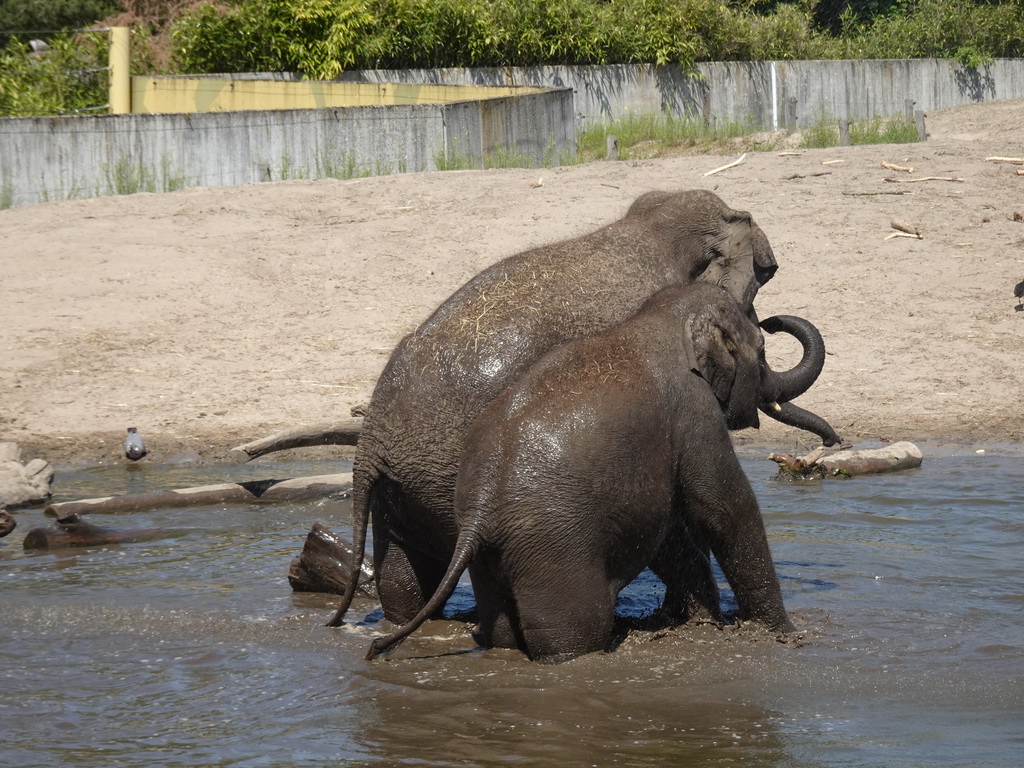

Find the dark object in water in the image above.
[
  {"left": 22, "top": 513, "right": 174, "bottom": 550},
  {"left": 0, "top": 510, "right": 16, "bottom": 538},
  {"left": 124, "top": 427, "right": 147, "bottom": 461},
  {"left": 289, "top": 523, "right": 375, "bottom": 598}
]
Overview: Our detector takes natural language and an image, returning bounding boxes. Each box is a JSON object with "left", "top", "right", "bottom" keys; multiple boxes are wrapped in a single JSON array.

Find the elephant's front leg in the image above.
[{"left": 679, "top": 440, "right": 795, "bottom": 634}]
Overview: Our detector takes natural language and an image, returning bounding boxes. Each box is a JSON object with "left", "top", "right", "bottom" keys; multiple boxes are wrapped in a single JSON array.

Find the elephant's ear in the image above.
[
  {"left": 684, "top": 309, "right": 737, "bottom": 406},
  {"left": 709, "top": 211, "right": 758, "bottom": 310}
]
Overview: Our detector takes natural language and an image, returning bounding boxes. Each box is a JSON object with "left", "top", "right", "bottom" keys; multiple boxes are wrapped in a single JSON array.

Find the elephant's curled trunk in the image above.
[{"left": 758, "top": 314, "right": 842, "bottom": 447}]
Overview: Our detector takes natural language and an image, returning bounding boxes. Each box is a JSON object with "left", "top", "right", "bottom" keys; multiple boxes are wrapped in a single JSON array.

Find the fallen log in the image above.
[
  {"left": 44, "top": 473, "right": 353, "bottom": 517},
  {"left": 230, "top": 420, "right": 363, "bottom": 463},
  {"left": 288, "top": 523, "right": 375, "bottom": 597},
  {"left": 23, "top": 513, "right": 183, "bottom": 550},
  {"left": 986, "top": 156, "right": 1024, "bottom": 165},
  {"left": 770, "top": 441, "right": 923, "bottom": 478}
]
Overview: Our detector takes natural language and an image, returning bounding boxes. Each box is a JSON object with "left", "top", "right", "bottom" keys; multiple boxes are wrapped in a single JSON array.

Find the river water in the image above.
[{"left": 1, "top": 445, "right": 1021, "bottom": 767}]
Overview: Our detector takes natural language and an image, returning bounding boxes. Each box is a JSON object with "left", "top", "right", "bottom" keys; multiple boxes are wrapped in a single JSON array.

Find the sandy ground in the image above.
[{"left": 2, "top": 99, "right": 1023, "bottom": 468}]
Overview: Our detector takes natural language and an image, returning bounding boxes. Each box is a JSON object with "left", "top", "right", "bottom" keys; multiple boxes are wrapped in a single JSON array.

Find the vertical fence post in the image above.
[
  {"left": 605, "top": 134, "right": 619, "bottom": 161},
  {"left": 904, "top": 98, "right": 915, "bottom": 123},
  {"left": 914, "top": 110, "right": 927, "bottom": 141},
  {"left": 786, "top": 97, "right": 797, "bottom": 134},
  {"left": 108, "top": 26, "right": 131, "bottom": 114},
  {"left": 838, "top": 119, "right": 851, "bottom": 146}
]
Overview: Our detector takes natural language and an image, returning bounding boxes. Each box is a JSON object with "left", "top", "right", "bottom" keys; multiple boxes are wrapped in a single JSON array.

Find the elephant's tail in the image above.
[
  {"left": 365, "top": 532, "right": 479, "bottom": 661},
  {"left": 325, "top": 464, "right": 375, "bottom": 628}
]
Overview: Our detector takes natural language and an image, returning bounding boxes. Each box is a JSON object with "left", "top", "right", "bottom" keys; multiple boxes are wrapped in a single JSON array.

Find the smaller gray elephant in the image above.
[{"left": 366, "top": 282, "right": 799, "bottom": 663}]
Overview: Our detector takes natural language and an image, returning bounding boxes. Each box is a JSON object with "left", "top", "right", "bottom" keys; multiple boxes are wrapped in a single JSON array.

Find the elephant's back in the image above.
[{"left": 411, "top": 223, "right": 683, "bottom": 386}]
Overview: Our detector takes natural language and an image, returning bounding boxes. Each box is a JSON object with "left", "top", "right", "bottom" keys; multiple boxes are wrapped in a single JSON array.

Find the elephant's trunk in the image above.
[
  {"left": 759, "top": 401, "right": 842, "bottom": 447},
  {"left": 758, "top": 314, "right": 827, "bottom": 404},
  {"left": 758, "top": 315, "right": 843, "bottom": 447}
]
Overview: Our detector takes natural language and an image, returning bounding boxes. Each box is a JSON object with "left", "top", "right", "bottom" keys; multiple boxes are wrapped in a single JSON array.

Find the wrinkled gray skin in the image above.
[
  {"left": 366, "top": 283, "right": 799, "bottom": 663},
  {"left": 329, "top": 189, "right": 836, "bottom": 629}
]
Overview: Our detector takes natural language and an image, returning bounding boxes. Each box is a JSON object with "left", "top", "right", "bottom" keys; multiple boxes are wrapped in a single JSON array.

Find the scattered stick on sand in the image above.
[{"left": 703, "top": 153, "right": 746, "bottom": 176}]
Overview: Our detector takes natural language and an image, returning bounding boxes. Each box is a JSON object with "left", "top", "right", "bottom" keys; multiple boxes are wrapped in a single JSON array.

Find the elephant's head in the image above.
[
  {"left": 678, "top": 286, "right": 766, "bottom": 431},
  {"left": 627, "top": 189, "right": 778, "bottom": 312},
  {"left": 676, "top": 286, "right": 838, "bottom": 443}
]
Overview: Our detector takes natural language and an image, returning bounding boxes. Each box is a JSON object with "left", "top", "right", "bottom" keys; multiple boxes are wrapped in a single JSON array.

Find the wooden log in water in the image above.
[
  {"left": 44, "top": 473, "right": 353, "bottom": 517},
  {"left": 22, "top": 513, "right": 182, "bottom": 550},
  {"left": 770, "top": 441, "right": 923, "bottom": 478},
  {"left": 230, "top": 420, "right": 363, "bottom": 463},
  {"left": 288, "top": 523, "right": 375, "bottom": 597}
]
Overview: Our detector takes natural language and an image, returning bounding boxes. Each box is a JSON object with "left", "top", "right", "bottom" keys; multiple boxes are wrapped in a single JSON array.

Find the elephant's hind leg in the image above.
[
  {"left": 514, "top": 572, "right": 617, "bottom": 663},
  {"left": 468, "top": 562, "right": 523, "bottom": 651},
  {"left": 370, "top": 480, "right": 449, "bottom": 626}
]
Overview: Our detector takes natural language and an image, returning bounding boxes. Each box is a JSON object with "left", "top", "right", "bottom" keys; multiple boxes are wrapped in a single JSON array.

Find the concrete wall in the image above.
[
  {"left": 3, "top": 59, "right": 1023, "bottom": 209},
  {"left": 0, "top": 88, "right": 575, "bottom": 209},
  {"left": 340, "top": 58, "right": 1024, "bottom": 129}
]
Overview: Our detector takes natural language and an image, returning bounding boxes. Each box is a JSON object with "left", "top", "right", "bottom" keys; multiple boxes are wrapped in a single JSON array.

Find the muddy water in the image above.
[{"left": 1, "top": 447, "right": 1022, "bottom": 767}]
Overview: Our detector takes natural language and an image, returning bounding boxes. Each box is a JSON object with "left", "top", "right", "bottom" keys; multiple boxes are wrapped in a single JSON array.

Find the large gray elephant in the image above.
[
  {"left": 366, "top": 283, "right": 799, "bottom": 663},
  {"left": 329, "top": 189, "right": 838, "bottom": 629}
]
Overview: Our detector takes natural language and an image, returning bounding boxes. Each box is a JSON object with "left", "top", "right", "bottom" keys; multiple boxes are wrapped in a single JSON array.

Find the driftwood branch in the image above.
[
  {"left": 288, "top": 523, "right": 375, "bottom": 597},
  {"left": 23, "top": 513, "right": 184, "bottom": 550},
  {"left": 843, "top": 191, "right": 909, "bottom": 197},
  {"left": 703, "top": 153, "right": 746, "bottom": 177},
  {"left": 229, "top": 420, "right": 363, "bottom": 463},
  {"left": 770, "top": 441, "right": 923, "bottom": 478},
  {"left": 986, "top": 156, "right": 1024, "bottom": 165},
  {"left": 881, "top": 161, "right": 915, "bottom": 173},
  {"left": 884, "top": 176, "right": 964, "bottom": 183},
  {"left": 890, "top": 218, "right": 920, "bottom": 236},
  {"left": 784, "top": 171, "right": 831, "bottom": 180},
  {"left": 44, "top": 473, "right": 352, "bottom": 517}
]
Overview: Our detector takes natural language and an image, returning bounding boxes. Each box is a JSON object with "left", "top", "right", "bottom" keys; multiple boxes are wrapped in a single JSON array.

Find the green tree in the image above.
[{"left": 0, "top": 30, "right": 110, "bottom": 115}]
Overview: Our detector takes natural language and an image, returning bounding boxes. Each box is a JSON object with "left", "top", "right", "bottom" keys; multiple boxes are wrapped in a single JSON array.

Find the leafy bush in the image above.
[
  {"left": 0, "top": 31, "right": 110, "bottom": 115},
  {"left": 826, "top": 0, "right": 1024, "bottom": 61},
  {"left": 172, "top": 0, "right": 743, "bottom": 75},
  {"left": 0, "top": 0, "right": 120, "bottom": 43}
]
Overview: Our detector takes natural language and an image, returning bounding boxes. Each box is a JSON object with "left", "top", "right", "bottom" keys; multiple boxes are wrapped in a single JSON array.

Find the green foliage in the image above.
[
  {"left": 578, "top": 110, "right": 760, "bottom": 160},
  {"left": 824, "top": 0, "right": 1024, "bottom": 60},
  {"left": 172, "top": 0, "right": 744, "bottom": 75},
  {"left": 101, "top": 153, "right": 190, "bottom": 195},
  {"left": 0, "top": 30, "right": 109, "bottom": 115},
  {"left": 800, "top": 110, "right": 840, "bottom": 148},
  {"left": 849, "top": 113, "right": 919, "bottom": 143},
  {"left": 170, "top": 0, "right": 1024, "bottom": 77},
  {"left": 738, "top": 2, "right": 823, "bottom": 60},
  {"left": 799, "top": 111, "right": 920, "bottom": 148},
  {"left": 0, "top": 0, "right": 120, "bottom": 43}
]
